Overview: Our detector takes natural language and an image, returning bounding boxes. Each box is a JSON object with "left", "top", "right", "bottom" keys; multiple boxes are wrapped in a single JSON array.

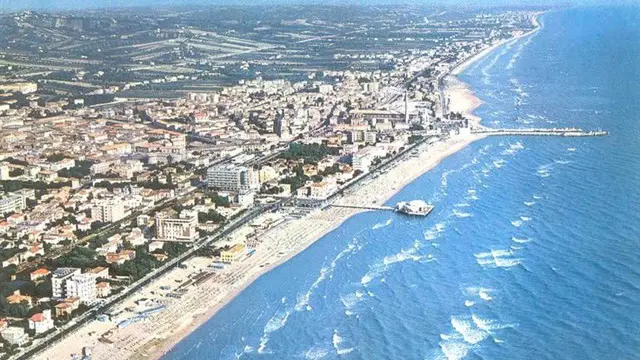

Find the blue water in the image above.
[{"left": 163, "top": 7, "right": 640, "bottom": 360}]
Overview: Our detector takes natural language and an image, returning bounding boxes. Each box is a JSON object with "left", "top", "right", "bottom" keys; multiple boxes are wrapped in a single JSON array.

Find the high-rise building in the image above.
[
  {"left": 206, "top": 164, "right": 258, "bottom": 192},
  {"left": 91, "top": 202, "right": 125, "bottom": 223},
  {"left": 51, "top": 268, "right": 81, "bottom": 300},
  {"left": 155, "top": 210, "right": 198, "bottom": 243},
  {"left": 65, "top": 273, "right": 97, "bottom": 305}
]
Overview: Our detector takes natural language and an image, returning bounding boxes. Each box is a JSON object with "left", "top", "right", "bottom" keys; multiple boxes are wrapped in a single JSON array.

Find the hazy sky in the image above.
[{"left": 0, "top": 0, "right": 631, "bottom": 12}]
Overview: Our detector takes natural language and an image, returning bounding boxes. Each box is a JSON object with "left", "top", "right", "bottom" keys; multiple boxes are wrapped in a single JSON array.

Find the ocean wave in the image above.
[
  {"left": 520, "top": 216, "right": 532, "bottom": 222},
  {"left": 360, "top": 264, "right": 385, "bottom": 286},
  {"left": 567, "top": 147, "right": 577, "bottom": 152},
  {"left": 296, "top": 240, "right": 359, "bottom": 312},
  {"left": 511, "top": 236, "right": 531, "bottom": 244},
  {"left": 258, "top": 309, "right": 291, "bottom": 353},
  {"left": 454, "top": 202, "right": 470, "bottom": 208},
  {"left": 383, "top": 243, "right": 422, "bottom": 266},
  {"left": 332, "top": 330, "right": 355, "bottom": 356},
  {"left": 452, "top": 209, "right": 473, "bottom": 218},
  {"left": 554, "top": 159, "right": 570, "bottom": 165},
  {"left": 424, "top": 222, "right": 447, "bottom": 241},
  {"left": 465, "top": 287, "right": 494, "bottom": 301},
  {"left": 451, "top": 316, "right": 490, "bottom": 344},
  {"left": 439, "top": 338, "right": 473, "bottom": 360},
  {"left": 464, "top": 300, "right": 475, "bottom": 307},
  {"left": 524, "top": 201, "right": 536, "bottom": 206},
  {"left": 475, "top": 249, "right": 521, "bottom": 268},
  {"left": 304, "top": 346, "right": 329, "bottom": 359},
  {"left": 511, "top": 220, "right": 522, "bottom": 227},
  {"left": 372, "top": 218, "right": 392, "bottom": 230}
]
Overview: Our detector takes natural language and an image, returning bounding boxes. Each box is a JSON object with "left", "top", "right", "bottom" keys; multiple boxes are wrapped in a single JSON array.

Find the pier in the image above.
[
  {"left": 330, "top": 204, "right": 396, "bottom": 211},
  {"left": 473, "top": 127, "right": 608, "bottom": 137}
]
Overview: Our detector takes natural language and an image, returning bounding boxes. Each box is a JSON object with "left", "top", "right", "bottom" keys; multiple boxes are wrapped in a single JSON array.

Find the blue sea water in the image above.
[{"left": 163, "top": 7, "right": 640, "bottom": 360}]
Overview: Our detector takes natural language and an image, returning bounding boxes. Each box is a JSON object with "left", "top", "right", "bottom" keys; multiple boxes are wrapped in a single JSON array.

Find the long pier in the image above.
[
  {"left": 473, "top": 127, "right": 608, "bottom": 137},
  {"left": 330, "top": 204, "right": 396, "bottom": 211}
]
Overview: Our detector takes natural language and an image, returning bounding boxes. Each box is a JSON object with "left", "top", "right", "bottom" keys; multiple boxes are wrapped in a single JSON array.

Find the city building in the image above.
[
  {"left": 28, "top": 309, "right": 54, "bottom": 334},
  {"left": 155, "top": 210, "right": 198, "bottom": 242},
  {"left": 220, "top": 243, "right": 247, "bottom": 263},
  {"left": 1, "top": 327, "right": 29, "bottom": 346},
  {"left": 6, "top": 290, "right": 32, "bottom": 307},
  {"left": 30, "top": 268, "right": 51, "bottom": 282},
  {"left": 91, "top": 201, "right": 126, "bottom": 223},
  {"left": 96, "top": 282, "right": 111, "bottom": 298},
  {"left": 52, "top": 268, "right": 81, "bottom": 299},
  {"left": 206, "top": 164, "right": 258, "bottom": 192},
  {"left": 0, "top": 164, "right": 9, "bottom": 180},
  {"left": 0, "top": 194, "right": 25, "bottom": 215},
  {"left": 65, "top": 273, "right": 97, "bottom": 305}
]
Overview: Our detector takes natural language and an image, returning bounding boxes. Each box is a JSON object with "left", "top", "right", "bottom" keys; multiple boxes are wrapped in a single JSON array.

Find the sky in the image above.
[{"left": 0, "top": 0, "right": 632, "bottom": 12}]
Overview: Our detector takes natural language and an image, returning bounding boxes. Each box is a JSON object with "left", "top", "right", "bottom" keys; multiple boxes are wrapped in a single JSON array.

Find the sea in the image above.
[{"left": 162, "top": 7, "right": 640, "bottom": 360}]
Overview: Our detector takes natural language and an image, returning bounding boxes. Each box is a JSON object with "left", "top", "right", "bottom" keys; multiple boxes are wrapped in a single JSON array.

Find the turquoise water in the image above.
[{"left": 163, "top": 7, "right": 640, "bottom": 359}]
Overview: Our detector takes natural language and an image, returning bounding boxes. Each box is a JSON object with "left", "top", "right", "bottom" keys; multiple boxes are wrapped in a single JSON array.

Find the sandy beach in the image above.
[
  {"left": 35, "top": 133, "right": 483, "bottom": 360},
  {"left": 33, "top": 12, "right": 543, "bottom": 360},
  {"left": 444, "top": 11, "right": 544, "bottom": 125}
]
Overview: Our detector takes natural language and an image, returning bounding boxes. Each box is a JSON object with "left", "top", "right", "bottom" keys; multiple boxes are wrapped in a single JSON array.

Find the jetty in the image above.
[
  {"left": 330, "top": 204, "right": 396, "bottom": 211},
  {"left": 473, "top": 127, "right": 608, "bottom": 137},
  {"left": 330, "top": 200, "right": 434, "bottom": 217}
]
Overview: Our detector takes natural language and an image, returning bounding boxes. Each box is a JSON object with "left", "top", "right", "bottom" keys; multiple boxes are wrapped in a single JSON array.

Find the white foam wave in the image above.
[
  {"left": 258, "top": 309, "right": 291, "bottom": 353},
  {"left": 451, "top": 316, "right": 489, "bottom": 344},
  {"left": 520, "top": 216, "right": 532, "bottom": 222},
  {"left": 511, "top": 220, "right": 522, "bottom": 227},
  {"left": 332, "top": 330, "right": 354, "bottom": 355},
  {"left": 452, "top": 209, "right": 473, "bottom": 218},
  {"left": 465, "top": 287, "right": 494, "bottom": 301},
  {"left": 439, "top": 339, "right": 472, "bottom": 360},
  {"left": 424, "top": 222, "right": 447, "bottom": 241},
  {"left": 478, "top": 289, "right": 493, "bottom": 301},
  {"left": 475, "top": 249, "right": 521, "bottom": 269},
  {"left": 372, "top": 218, "right": 392, "bottom": 230},
  {"left": 304, "top": 346, "right": 329, "bottom": 359},
  {"left": 524, "top": 201, "right": 536, "bottom": 206},
  {"left": 464, "top": 300, "right": 475, "bottom": 307},
  {"left": 296, "top": 240, "right": 358, "bottom": 312},
  {"left": 511, "top": 237, "right": 531, "bottom": 244}
]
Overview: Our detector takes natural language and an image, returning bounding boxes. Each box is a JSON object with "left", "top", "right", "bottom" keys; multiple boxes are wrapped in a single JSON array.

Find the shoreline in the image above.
[
  {"left": 138, "top": 135, "right": 484, "bottom": 360},
  {"left": 33, "top": 12, "right": 543, "bottom": 360},
  {"left": 444, "top": 11, "right": 544, "bottom": 124}
]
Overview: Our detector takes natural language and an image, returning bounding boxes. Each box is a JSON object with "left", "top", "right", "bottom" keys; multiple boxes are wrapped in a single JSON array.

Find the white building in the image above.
[
  {"left": 352, "top": 151, "right": 374, "bottom": 173},
  {"left": 206, "top": 164, "right": 258, "bottom": 192},
  {"left": 51, "top": 268, "right": 81, "bottom": 299},
  {"left": 66, "top": 273, "right": 97, "bottom": 305},
  {"left": 91, "top": 201, "right": 126, "bottom": 223},
  {"left": 155, "top": 210, "right": 198, "bottom": 242},
  {"left": 28, "top": 309, "right": 54, "bottom": 334},
  {"left": 0, "top": 164, "right": 9, "bottom": 180},
  {"left": 0, "top": 194, "right": 25, "bottom": 215},
  {"left": 1, "top": 327, "right": 29, "bottom": 346}
]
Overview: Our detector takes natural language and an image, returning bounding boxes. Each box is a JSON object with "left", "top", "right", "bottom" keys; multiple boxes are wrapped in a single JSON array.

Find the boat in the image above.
[{"left": 396, "top": 200, "right": 434, "bottom": 216}]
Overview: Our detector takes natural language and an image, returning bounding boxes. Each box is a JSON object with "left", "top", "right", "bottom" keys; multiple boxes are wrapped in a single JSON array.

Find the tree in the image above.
[
  {"left": 8, "top": 168, "right": 24, "bottom": 177},
  {"left": 49, "top": 247, "right": 100, "bottom": 269},
  {"left": 198, "top": 210, "right": 226, "bottom": 224}
]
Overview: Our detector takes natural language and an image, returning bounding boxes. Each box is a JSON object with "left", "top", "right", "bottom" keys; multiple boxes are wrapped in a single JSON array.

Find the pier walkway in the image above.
[
  {"left": 330, "top": 204, "right": 396, "bottom": 212},
  {"left": 473, "top": 127, "right": 608, "bottom": 137}
]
